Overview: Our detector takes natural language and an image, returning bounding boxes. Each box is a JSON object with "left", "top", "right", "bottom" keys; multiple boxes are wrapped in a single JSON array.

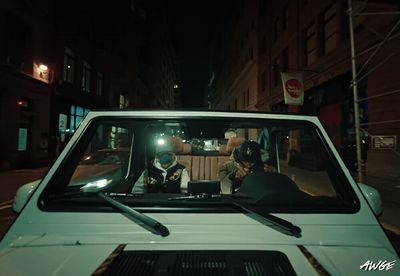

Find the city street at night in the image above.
[{"left": 1, "top": 0, "right": 400, "bottom": 274}]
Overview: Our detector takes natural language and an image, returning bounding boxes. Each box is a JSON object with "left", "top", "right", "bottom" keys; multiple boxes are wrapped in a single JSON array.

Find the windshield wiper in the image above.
[
  {"left": 168, "top": 194, "right": 301, "bottom": 237},
  {"left": 226, "top": 198, "right": 302, "bottom": 238},
  {"left": 50, "top": 184, "right": 169, "bottom": 237},
  {"left": 168, "top": 193, "right": 223, "bottom": 200},
  {"left": 98, "top": 192, "right": 169, "bottom": 237}
]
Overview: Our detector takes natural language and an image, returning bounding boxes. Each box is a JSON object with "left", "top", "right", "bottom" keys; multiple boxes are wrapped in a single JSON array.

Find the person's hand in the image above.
[{"left": 235, "top": 165, "right": 250, "bottom": 180}]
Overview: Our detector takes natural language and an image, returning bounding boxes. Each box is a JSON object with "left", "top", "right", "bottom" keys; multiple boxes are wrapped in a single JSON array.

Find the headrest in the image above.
[
  {"left": 170, "top": 136, "right": 184, "bottom": 153},
  {"left": 181, "top": 143, "right": 192, "bottom": 154},
  {"left": 226, "top": 137, "right": 245, "bottom": 153}
]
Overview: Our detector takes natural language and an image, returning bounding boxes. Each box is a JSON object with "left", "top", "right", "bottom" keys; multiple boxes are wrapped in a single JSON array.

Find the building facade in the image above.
[
  {"left": 0, "top": 0, "right": 177, "bottom": 169},
  {"left": 208, "top": 0, "right": 259, "bottom": 112},
  {"left": 209, "top": 0, "right": 400, "bottom": 173},
  {"left": 257, "top": 0, "right": 400, "bottom": 172}
]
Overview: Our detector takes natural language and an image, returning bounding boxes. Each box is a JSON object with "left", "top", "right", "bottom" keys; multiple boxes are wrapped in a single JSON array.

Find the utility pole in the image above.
[{"left": 348, "top": 0, "right": 363, "bottom": 182}]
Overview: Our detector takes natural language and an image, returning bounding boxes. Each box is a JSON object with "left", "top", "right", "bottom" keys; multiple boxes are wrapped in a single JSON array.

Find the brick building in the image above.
[
  {"left": 0, "top": 0, "right": 177, "bottom": 169},
  {"left": 209, "top": 0, "right": 400, "bottom": 173}
]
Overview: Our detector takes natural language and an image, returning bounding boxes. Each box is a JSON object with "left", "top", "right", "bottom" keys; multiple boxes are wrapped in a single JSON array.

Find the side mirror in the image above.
[
  {"left": 358, "top": 183, "right": 383, "bottom": 217},
  {"left": 13, "top": 180, "right": 41, "bottom": 214}
]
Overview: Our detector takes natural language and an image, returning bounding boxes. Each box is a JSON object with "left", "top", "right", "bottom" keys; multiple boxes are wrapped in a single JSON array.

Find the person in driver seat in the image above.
[
  {"left": 132, "top": 138, "right": 190, "bottom": 193},
  {"left": 219, "top": 140, "right": 275, "bottom": 194}
]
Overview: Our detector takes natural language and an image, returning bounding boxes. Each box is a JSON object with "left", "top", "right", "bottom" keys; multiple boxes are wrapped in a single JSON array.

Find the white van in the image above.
[{"left": 1, "top": 110, "right": 398, "bottom": 275}]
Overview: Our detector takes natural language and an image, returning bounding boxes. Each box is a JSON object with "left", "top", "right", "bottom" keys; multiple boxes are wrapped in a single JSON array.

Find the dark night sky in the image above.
[{"left": 169, "top": 0, "right": 221, "bottom": 108}]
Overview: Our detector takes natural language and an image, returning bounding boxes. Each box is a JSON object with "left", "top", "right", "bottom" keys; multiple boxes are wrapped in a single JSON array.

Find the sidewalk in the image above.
[
  {"left": 360, "top": 173, "right": 400, "bottom": 253},
  {"left": 361, "top": 174, "right": 400, "bottom": 233}
]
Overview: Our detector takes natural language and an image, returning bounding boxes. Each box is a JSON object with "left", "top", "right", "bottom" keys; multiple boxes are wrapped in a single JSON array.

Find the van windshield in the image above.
[{"left": 42, "top": 117, "right": 359, "bottom": 213}]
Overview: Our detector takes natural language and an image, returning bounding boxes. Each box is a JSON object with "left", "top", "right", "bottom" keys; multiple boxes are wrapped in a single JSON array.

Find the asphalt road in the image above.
[{"left": 0, "top": 167, "right": 399, "bottom": 255}]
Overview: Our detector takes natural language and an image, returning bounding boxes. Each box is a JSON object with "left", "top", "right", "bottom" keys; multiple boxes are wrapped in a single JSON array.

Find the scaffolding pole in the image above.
[{"left": 348, "top": 0, "right": 364, "bottom": 182}]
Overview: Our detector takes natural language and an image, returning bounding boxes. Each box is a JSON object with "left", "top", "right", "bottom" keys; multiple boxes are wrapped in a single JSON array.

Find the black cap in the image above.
[{"left": 237, "top": 141, "right": 261, "bottom": 163}]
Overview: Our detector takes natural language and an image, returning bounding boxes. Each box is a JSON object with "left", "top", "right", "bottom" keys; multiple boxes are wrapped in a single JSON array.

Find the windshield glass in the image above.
[{"left": 42, "top": 116, "right": 358, "bottom": 213}]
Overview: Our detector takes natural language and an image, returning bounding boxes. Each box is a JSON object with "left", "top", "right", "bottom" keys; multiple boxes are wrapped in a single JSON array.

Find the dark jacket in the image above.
[{"left": 147, "top": 162, "right": 186, "bottom": 193}]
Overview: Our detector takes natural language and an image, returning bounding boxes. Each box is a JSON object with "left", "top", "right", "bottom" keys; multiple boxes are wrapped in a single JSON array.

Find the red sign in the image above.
[
  {"left": 281, "top": 73, "right": 304, "bottom": 105},
  {"left": 285, "top": 79, "right": 302, "bottom": 98}
]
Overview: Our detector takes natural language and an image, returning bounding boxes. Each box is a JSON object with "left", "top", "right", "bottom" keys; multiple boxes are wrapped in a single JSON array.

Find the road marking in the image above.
[
  {"left": 0, "top": 204, "right": 12, "bottom": 210},
  {"left": 0, "top": 200, "right": 13, "bottom": 206}
]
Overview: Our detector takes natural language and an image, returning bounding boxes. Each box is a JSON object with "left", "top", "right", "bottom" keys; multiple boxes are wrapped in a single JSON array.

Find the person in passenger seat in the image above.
[
  {"left": 219, "top": 140, "right": 275, "bottom": 194},
  {"left": 132, "top": 138, "right": 190, "bottom": 194}
]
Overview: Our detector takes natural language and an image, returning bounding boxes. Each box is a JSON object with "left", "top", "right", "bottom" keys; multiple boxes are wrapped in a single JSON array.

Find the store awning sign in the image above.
[{"left": 281, "top": 73, "right": 304, "bottom": 105}]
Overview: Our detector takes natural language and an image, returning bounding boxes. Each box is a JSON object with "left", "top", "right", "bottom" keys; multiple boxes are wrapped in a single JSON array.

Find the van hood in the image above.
[{"left": 0, "top": 232, "right": 398, "bottom": 275}]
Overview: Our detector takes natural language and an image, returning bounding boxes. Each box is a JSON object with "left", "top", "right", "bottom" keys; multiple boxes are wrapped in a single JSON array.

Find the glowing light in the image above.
[
  {"left": 174, "top": 84, "right": 178, "bottom": 89},
  {"left": 39, "top": 64, "right": 48, "bottom": 71},
  {"left": 157, "top": 139, "right": 165, "bottom": 145},
  {"left": 81, "top": 179, "right": 112, "bottom": 191}
]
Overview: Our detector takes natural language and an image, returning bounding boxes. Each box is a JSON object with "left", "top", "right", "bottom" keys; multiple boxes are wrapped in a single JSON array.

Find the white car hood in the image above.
[{"left": 1, "top": 226, "right": 398, "bottom": 276}]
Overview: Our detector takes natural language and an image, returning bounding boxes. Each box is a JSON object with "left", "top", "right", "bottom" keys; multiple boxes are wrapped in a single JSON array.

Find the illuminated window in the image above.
[
  {"left": 17, "top": 128, "right": 27, "bottom": 151},
  {"left": 82, "top": 61, "right": 91, "bottom": 92},
  {"left": 96, "top": 72, "right": 103, "bottom": 96},
  {"left": 63, "top": 47, "right": 75, "bottom": 84},
  {"left": 119, "top": 94, "right": 129, "bottom": 109},
  {"left": 70, "top": 105, "right": 90, "bottom": 131}
]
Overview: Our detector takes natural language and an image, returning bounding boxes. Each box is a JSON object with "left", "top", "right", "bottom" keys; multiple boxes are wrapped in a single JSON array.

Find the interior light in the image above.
[
  {"left": 157, "top": 139, "right": 165, "bottom": 145},
  {"left": 39, "top": 64, "right": 48, "bottom": 71},
  {"left": 174, "top": 84, "right": 178, "bottom": 89}
]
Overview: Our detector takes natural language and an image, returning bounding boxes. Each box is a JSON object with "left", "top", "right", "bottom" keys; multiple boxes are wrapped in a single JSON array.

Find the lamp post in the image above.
[{"left": 348, "top": 0, "right": 364, "bottom": 182}]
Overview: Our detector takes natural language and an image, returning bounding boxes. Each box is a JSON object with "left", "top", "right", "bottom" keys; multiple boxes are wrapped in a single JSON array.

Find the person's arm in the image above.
[
  {"left": 219, "top": 162, "right": 237, "bottom": 194},
  {"left": 180, "top": 168, "right": 190, "bottom": 194},
  {"left": 131, "top": 171, "right": 146, "bottom": 193}
]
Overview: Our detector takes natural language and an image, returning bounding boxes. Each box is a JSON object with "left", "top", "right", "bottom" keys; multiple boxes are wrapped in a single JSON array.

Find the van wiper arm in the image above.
[
  {"left": 227, "top": 198, "right": 302, "bottom": 238},
  {"left": 168, "top": 193, "right": 223, "bottom": 200},
  {"left": 167, "top": 194, "right": 301, "bottom": 237},
  {"left": 98, "top": 192, "right": 169, "bottom": 237}
]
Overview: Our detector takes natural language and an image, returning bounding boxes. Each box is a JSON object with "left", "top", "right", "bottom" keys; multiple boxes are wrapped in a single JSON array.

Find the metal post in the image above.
[{"left": 348, "top": 0, "right": 363, "bottom": 182}]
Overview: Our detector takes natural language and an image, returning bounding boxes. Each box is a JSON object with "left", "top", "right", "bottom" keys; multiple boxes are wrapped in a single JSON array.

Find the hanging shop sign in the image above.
[{"left": 281, "top": 73, "right": 304, "bottom": 105}]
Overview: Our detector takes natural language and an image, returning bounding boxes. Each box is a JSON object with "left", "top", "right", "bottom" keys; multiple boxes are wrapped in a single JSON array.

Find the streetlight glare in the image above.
[{"left": 39, "top": 64, "right": 48, "bottom": 71}]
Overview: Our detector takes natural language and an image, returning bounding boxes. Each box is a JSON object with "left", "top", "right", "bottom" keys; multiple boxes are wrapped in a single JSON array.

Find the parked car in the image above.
[{"left": 1, "top": 110, "right": 398, "bottom": 275}]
